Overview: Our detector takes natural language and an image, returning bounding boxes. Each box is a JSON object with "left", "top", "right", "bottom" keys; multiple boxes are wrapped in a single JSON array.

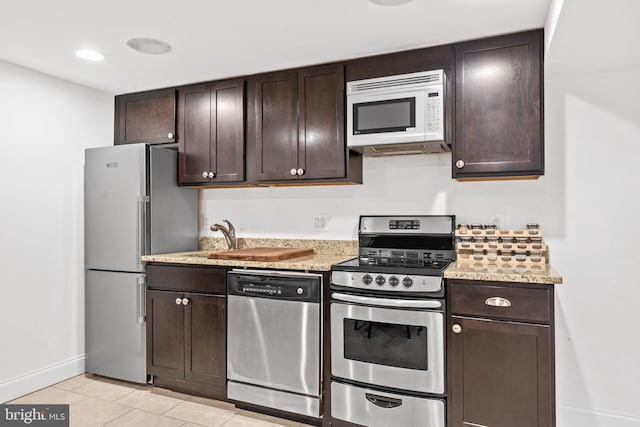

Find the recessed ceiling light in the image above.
[
  {"left": 75, "top": 49, "right": 105, "bottom": 61},
  {"left": 370, "top": 0, "right": 414, "bottom": 5},
  {"left": 126, "top": 38, "right": 172, "bottom": 55}
]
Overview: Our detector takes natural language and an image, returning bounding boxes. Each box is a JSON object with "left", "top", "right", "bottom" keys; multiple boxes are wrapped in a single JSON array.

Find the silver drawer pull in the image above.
[
  {"left": 365, "top": 393, "right": 402, "bottom": 409},
  {"left": 485, "top": 296, "right": 511, "bottom": 307}
]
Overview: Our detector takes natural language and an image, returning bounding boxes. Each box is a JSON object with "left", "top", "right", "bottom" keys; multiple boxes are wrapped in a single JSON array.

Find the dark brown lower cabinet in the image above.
[
  {"left": 146, "top": 264, "right": 227, "bottom": 400},
  {"left": 448, "top": 280, "right": 555, "bottom": 427}
]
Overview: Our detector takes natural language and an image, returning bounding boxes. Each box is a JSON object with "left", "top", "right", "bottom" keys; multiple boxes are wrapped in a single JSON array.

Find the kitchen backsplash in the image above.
[{"left": 200, "top": 237, "right": 358, "bottom": 256}]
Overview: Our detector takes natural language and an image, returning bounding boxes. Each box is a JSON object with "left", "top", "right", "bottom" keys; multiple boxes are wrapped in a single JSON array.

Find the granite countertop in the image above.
[
  {"left": 141, "top": 238, "right": 358, "bottom": 272},
  {"left": 444, "top": 261, "right": 563, "bottom": 285},
  {"left": 142, "top": 250, "right": 356, "bottom": 272}
]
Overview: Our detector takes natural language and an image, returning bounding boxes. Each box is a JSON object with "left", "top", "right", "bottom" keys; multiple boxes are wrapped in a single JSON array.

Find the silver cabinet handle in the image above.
[
  {"left": 290, "top": 168, "right": 297, "bottom": 176},
  {"left": 297, "top": 168, "right": 304, "bottom": 176},
  {"left": 455, "top": 159, "right": 465, "bottom": 169},
  {"left": 485, "top": 296, "right": 512, "bottom": 307},
  {"left": 168, "top": 132, "right": 174, "bottom": 139},
  {"left": 208, "top": 171, "right": 215, "bottom": 179},
  {"left": 452, "top": 324, "right": 462, "bottom": 334},
  {"left": 175, "top": 298, "right": 182, "bottom": 305},
  {"left": 202, "top": 171, "right": 208, "bottom": 178},
  {"left": 181, "top": 298, "right": 190, "bottom": 305}
]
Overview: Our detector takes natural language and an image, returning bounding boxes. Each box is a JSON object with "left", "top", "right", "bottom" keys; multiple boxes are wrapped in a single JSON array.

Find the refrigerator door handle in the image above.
[
  {"left": 136, "top": 198, "right": 142, "bottom": 268},
  {"left": 136, "top": 276, "right": 146, "bottom": 324},
  {"left": 136, "top": 196, "right": 149, "bottom": 267}
]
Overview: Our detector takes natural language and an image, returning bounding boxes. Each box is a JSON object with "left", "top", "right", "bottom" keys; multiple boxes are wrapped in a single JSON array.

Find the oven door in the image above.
[{"left": 331, "top": 292, "right": 444, "bottom": 394}]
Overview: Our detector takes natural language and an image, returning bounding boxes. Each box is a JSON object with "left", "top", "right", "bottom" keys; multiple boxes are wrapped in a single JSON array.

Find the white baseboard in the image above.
[
  {"left": 558, "top": 404, "right": 640, "bottom": 427},
  {"left": 0, "top": 355, "right": 85, "bottom": 404}
]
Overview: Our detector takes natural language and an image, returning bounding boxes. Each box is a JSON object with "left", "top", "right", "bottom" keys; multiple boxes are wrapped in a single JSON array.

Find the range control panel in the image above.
[{"left": 331, "top": 270, "right": 443, "bottom": 295}]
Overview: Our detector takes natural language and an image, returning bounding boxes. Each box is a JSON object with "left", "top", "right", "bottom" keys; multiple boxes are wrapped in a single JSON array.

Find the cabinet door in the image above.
[
  {"left": 254, "top": 71, "right": 299, "bottom": 181},
  {"left": 146, "top": 290, "right": 184, "bottom": 378},
  {"left": 184, "top": 294, "right": 226, "bottom": 385},
  {"left": 115, "top": 89, "right": 176, "bottom": 145},
  {"left": 454, "top": 30, "right": 543, "bottom": 178},
  {"left": 178, "top": 84, "right": 212, "bottom": 184},
  {"left": 211, "top": 79, "right": 245, "bottom": 183},
  {"left": 298, "top": 64, "right": 345, "bottom": 180},
  {"left": 449, "top": 315, "right": 553, "bottom": 427}
]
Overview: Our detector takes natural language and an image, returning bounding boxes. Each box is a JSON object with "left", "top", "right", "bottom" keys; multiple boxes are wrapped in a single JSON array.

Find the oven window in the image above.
[
  {"left": 353, "top": 97, "right": 416, "bottom": 134},
  {"left": 343, "top": 319, "right": 428, "bottom": 370}
]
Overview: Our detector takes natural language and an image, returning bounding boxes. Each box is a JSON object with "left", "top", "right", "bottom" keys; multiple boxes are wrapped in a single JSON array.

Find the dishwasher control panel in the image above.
[{"left": 228, "top": 271, "right": 321, "bottom": 303}]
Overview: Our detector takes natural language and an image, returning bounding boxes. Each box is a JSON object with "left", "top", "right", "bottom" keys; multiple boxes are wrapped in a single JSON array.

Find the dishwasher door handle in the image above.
[{"left": 331, "top": 292, "right": 442, "bottom": 309}]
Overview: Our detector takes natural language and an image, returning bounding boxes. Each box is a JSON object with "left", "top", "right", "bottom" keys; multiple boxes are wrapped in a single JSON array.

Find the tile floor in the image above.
[{"left": 9, "top": 374, "right": 314, "bottom": 427}]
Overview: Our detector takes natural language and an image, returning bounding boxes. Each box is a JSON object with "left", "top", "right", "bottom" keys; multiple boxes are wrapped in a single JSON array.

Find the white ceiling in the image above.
[{"left": 0, "top": 0, "right": 550, "bottom": 94}]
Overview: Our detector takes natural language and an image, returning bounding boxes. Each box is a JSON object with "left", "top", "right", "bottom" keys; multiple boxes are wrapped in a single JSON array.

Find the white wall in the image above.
[
  {"left": 544, "top": 1, "right": 640, "bottom": 425},
  {"left": 548, "top": 67, "right": 640, "bottom": 427},
  {"left": 0, "top": 60, "right": 112, "bottom": 403}
]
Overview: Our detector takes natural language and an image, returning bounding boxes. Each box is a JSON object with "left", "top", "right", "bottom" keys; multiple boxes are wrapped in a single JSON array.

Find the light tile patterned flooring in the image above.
[{"left": 9, "top": 374, "right": 314, "bottom": 427}]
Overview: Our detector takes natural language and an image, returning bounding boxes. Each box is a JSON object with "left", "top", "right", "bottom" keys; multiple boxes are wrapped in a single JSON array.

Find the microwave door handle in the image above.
[{"left": 331, "top": 292, "right": 442, "bottom": 309}]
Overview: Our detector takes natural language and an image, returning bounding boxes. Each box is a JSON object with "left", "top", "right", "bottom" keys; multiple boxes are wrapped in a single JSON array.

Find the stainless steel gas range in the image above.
[{"left": 330, "top": 215, "right": 455, "bottom": 427}]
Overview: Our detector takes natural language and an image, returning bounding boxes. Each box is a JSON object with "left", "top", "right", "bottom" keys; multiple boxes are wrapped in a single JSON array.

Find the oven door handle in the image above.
[
  {"left": 365, "top": 392, "right": 403, "bottom": 409},
  {"left": 331, "top": 292, "right": 442, "bottom": 309}
]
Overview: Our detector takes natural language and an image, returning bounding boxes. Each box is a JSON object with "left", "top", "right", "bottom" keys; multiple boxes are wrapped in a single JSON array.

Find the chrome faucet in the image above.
[{"left": 210, "top": 219, "right": 237, "bottom": 250}]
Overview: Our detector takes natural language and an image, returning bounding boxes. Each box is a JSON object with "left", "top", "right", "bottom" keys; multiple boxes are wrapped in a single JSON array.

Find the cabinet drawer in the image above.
[
  {"left": 449, "top": 281, "right": 551, "bottom": 324},
  {"left": 147, "top": 264, "right": 227, "bottom": 294}
]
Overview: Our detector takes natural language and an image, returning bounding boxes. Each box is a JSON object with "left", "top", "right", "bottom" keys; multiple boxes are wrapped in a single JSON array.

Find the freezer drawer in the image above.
[{"left": 85, "top": 270, "right": 146, "bottom": 383}]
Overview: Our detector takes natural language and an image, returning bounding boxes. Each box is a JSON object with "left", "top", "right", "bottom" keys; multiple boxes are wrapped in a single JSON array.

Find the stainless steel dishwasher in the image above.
[{"left": 227, "top": 269, "right": 322, "bottom": 418}]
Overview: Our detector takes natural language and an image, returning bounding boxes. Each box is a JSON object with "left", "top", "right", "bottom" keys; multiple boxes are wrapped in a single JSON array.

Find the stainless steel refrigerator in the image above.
[{"left": 84, "top": 144, "right": 198, "bottom": 383}]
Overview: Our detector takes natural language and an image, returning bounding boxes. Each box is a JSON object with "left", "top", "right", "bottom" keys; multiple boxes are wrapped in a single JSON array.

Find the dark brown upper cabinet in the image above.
[
  {"left": 114, "top": 88, "right": 176, "bottom": 145},
  {"left": 453, "top": 30, "right": 544, "bottom": 179},
  {"left": 252, "top": 64, "right": 361, "bottom": 184},
  {"left": 177, "top": 79, "right": 245, "bottom": 185}
]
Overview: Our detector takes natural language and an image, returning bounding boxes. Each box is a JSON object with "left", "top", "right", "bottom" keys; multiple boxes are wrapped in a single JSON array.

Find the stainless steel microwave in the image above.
[{"left": 346, "top": 70, "right": 448, "bottom": 156}]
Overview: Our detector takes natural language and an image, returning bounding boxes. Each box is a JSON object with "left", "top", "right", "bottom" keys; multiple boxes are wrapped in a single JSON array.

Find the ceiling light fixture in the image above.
[
  {"left": 75, "top": 49, "right": 105, "bottom": 61},
  {"left": 369, "top": 0, "right": 414, "bottom": 5},
  {"left": 126, "top": 37, "right": 172, "bottom": 55}
]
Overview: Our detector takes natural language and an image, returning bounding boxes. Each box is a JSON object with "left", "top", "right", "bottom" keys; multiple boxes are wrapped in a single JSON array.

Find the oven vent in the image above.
[{"left": 435, "top": 254, "right": 444, "bottom": 259}]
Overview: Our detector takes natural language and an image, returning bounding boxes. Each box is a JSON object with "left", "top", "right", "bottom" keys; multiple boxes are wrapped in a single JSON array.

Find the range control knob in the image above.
[
  {"left": 402, "top": 276, "right": 414, "bottom": 288},
  {"left": 375, "top": 275, "right": 386, "bottom": 286},
  {"left": 362, "top": 274, "right": 373, "bottom": 285},
  {"left": 388, "top": 276, "right": 399, "bottom": 287}
]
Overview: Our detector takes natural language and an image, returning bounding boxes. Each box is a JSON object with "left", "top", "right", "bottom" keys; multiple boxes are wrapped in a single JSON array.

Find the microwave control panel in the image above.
[{"left": 426, "top": 90, "right": 443, "bottom": 134}]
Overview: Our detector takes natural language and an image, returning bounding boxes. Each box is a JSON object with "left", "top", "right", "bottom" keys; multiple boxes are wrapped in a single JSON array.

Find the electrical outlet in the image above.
[
  {"left": 490, "top": 214, "right": 505, "bottom": 230},
  {"left": 313, "top": 215, "right": 328, "bottom": 231}
]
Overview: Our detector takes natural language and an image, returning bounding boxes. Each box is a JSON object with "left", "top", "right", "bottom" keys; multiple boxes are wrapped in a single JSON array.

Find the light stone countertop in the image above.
[
  {"left": 142, "top": 238, "right": 358, "bottom": 272},
  {"left": 141, "top": 250, "right": 356, "bottom": 272},
  {"left": 444, "top": 261, "right": 563, "bottom": 285}
]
